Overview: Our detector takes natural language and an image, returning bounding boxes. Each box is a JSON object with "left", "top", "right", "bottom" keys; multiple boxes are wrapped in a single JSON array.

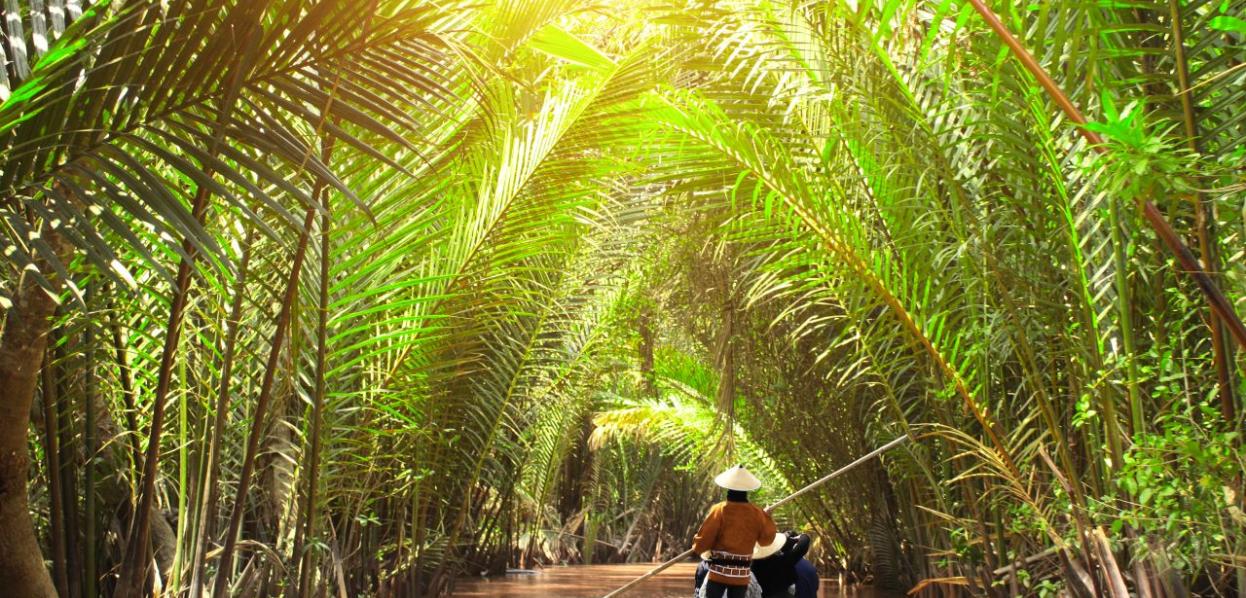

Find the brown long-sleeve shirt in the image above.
[{"left": 692, "top": 501, "right": 778, "bottom": 586}]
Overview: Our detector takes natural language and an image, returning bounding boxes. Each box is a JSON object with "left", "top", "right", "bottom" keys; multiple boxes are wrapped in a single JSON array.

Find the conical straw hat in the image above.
[
  {"left": 714, "top": 465, "right": 761, "bottom": 491},
  {"left": 753, "top": 534, "right": 785, "bottom": 559}
]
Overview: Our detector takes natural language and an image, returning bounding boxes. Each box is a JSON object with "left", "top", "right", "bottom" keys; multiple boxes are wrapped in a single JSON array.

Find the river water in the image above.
[{"left": 452, "top": 563, "right": 898, "bottom": 597}]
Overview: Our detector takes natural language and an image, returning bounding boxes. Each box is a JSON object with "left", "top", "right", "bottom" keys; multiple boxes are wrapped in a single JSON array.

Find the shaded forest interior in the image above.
[{"left": 0, "top": 0, "right": 1244, "bottom": 596}]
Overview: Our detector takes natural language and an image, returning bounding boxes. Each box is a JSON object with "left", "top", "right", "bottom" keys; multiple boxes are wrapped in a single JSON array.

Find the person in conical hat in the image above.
[
  {"left": 691, "top": 465, "right": 778, "bottom": 598},
  {"left": 694, "top": 531, "right": 817, "bottom": 598},
  {"left": 751, "top": 531, "right": 817, "bottom": 598}
]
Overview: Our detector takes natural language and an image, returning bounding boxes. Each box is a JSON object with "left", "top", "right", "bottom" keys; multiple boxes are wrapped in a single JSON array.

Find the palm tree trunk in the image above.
[{"left": 0, "top": 236, "right": 64, "bottom": 598}]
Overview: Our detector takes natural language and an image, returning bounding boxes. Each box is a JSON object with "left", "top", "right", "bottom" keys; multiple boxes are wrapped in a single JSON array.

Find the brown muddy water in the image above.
[{"left": 452, "top": 563, "right": 901, "bottom": 597}]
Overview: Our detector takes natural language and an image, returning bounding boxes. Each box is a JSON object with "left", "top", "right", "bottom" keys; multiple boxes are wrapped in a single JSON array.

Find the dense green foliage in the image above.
[{"left": 0, "top": 0, "right": 1243, "bottom": 596}]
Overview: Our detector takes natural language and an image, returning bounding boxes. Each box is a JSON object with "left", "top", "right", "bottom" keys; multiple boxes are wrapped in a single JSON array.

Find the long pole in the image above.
[{"left": 600, "top": 435, "right": 911, "bottom": 598}]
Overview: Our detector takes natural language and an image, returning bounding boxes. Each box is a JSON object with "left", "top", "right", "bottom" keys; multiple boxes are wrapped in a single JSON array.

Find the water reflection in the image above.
[{"left": 451, "top": 563, "right": 899, "bottom": 597}]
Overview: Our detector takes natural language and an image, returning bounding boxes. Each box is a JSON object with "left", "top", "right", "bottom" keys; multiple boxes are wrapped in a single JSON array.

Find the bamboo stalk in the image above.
[{"left": 600, "top": 435, "right": 910, "bottom": 597}]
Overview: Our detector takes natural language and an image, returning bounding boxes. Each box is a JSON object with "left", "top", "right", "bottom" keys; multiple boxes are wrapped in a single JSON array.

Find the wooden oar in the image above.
[{"left": 600, "top": 435, "right": 911, "bottom": 598}]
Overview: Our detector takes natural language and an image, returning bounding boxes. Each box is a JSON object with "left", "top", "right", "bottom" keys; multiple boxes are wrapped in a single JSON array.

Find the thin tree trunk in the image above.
[
  {"left": 213, "top": 206, "right": 318, "bottom": 598},
  {"left": 1107, "top": 196, "right": 1143, "bottom": 435},
  {"left": 84, "top": 283, "right": 98, "bottom": 598},
  {"left": 295, "top": 135, "right": 336, "bottom": 598},
  {"left": 40, "top": 350, "right": 69, "bottom": 597},
  {"left": 187, "top": 226, "right": 255, "bottom": 597},
  {"left": 115, "top": 8, "right": 260, "bottom": 591},
  {"left": 1168, "top": 0, "right": 1236, "bottom": 421},
  {"left": 0, "top": 231, "right": 65, "bottom": 597},
  {"left": 55, "top": 331, "right": 83, "bottom": 598},
  {"left": 638, "top": 307, "right": 656, "bottom": 397},
  {"left": 108, "top": 304, "right": 142, "bottom": 471},
  {"left": 115, "top": 195, "right": 208, "bottom": 598}
]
